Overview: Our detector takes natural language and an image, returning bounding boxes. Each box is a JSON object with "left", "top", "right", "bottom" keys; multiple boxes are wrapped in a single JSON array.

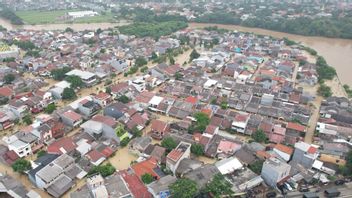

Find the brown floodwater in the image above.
[{"left": 189, "top": 23, "right": 352, "bottom": 87}]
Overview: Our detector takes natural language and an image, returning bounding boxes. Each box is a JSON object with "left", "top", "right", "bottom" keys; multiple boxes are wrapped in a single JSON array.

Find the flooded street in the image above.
[{"left": 189, "top": 23, "right": 352, "bottom": 87}]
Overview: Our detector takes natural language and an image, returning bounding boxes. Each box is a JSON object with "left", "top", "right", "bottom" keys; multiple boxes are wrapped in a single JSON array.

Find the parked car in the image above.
[
  {"left": 334, "top": 179, "right": 345, "bottom": 185},
  {"left": 324, "top": 188, "right": 341, "bottom": 198},
  {"left": 266, "top": 191, "right": 277, "bottom": 198},
  {"left": 285, "top": 183, "right": 293, "bottom": 191},
  {"left": 299, "top": 186, "right": 310, "bottom": 192}
]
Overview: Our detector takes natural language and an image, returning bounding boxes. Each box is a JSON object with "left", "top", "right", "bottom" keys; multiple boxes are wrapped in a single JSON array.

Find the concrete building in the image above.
[
  {"left": 292, "top": 141, "right": 319, "bottom": 168},
  {"left": 166, "top": 141, "right": 191, "bottom": 174},
  {"left": 67, "top": 11, "right": 98, "bottom": 19},
  {"left": 261, "top": 157, "right": 291, "bottom": 187}
]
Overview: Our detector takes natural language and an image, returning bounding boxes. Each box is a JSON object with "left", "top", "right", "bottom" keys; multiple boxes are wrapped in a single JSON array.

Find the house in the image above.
[
  {"left": 93, "top": 92, "right": 112, "bottom": 107},
  {"left": 131, "top": 158, "right": 162, "bottom": 180},
  {"left": 8, "top": 99, "right": 28, "bottom": 118},
  {"left": 175, "top": 159, "right": 204, "bottom": 177},
  {"left": 143, "top": 145, "right": 166, "bottom": 163},
  {"left": 70, "top": 174, "right": 132, "bottom": 198},
  {"left": 129, "top": 136, "right": 152, "bottom": 156},
  {"left": 2, "top": 135, "right": 32, "bottom": 158},
  {"left": 292, "top": 141, "right": 319, "bottom": 169},
  {"left": 0, "top": 173, "right": 40, "bottom": 198},
  {"left": 34, "top": 154, "right": 78, "bottom": 197},
  {"left": 147, "top": 175, "right": 177, "bottom": 198},
  {"left": 47, "top": 137, "right": 77, "bottom": 155},
  {"left": 285, "top": 122, "right": 306, "bottom": 145},
  {"left": 119, "top": 170, "right": 152, "bottom": 198},
  {"left": 104, "top": 102, "right": 129, "bottom": 120},
  {"left": 232, "top": 113, "right": 250, "bottom": 134},
  {"left": 203, "top": 125, "right": 219, "bottom": 138},
  {"left": 261, "top": 157, "right": 291, "bottom": 187},
  {"left": 49, "top": 81, "right": 71, "bottom": 99},
  {"left": 217, "top": 140, "right": 241, "bottom": 159},
  {"left": 28, "top": 153, "right": 60, "bottom": 186},
  {"left": 0, "top": 111, "right": 14, "bottom": 130},
  {"left": 150, "top": 120, "right": 170, "bottom": 140},
  {"left": 86, "top": 149, "right": 106, "bottom": 166},
  {"left": 166, "top": 141, "right": 191, "bottom": 174},
  {"left": 184, "top": 164, "right": 220, "bottom": 189},
  {"left": 78, "top": 99, "right": 101, "bottom": 118},
  {"left": 215, "top": 157, "right": 243, "bottom": 175},
  {"left": 66, "top": 69, "right": 97, "bottom": 86},
  {"left": 60, "top": 110, "right": 83, "bottom": 127},
  {"left": 273, "top": 144, "right": 294, "bottom": 162}
]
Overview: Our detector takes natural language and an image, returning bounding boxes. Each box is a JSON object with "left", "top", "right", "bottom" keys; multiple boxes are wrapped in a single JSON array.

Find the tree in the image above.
[
  {"left": 51, "top": 67, "right": 71, "bottom": 80},
  {"left": 62, "top": 87, "right": 76, "bottom": 100},
  {"left": 131, "top": 126, "right": 142, "bottom": 137},
  {"left": 161, "top": 137, "right": 177, "bottom": 152},
  {"left": 189, "top": 112, "right": 210, "bottom": 134},
  {"left": 65, "top": 75, "right": 84, "bottom": 89},
  {"left": 174, "top": 72, "right": 182, "bottom": 80},
  {"left": 140, "top": 66, "right": 148, "bottom": 73},
  {"left": 22, "top": 114, "right": 32, "bottom": 125},
  {"left": 65, "top": 27, "right": 74, "bottom": 33},
  {"left": 118, "top": 95, "right": 130, "bottom": 104},
  {"left": 169, "top": 178, "right": 198, "bottom": 198},
  {"left": 44, "top": 103, "right": 56, "bottom": 114},
  {"left": 318, "top": 84, "right": 332, "bottom": 98},
  {"left": 37, "top": 150, "right": 47, "bottom": 158},
  {"left": 251, "top": 129, "right": 267, "bottom": 143},
  {"left": 191, "top": 144, "right": 204, "bottom": 156},
  {"left": 88, "top": 163, "right": 116, "bottom": 177},
  {"left": 120, "top": 137, "right": 130, "bottom": 147},
  {"left": 3, "top": 73, "right": 15, "bottom": 84},
  {"left": 169, "top": 56, "right": 175, "bottom": 65},
  {"left": 135, "top": 57, "right": 148, "bottom": 67},
  {"left": 141, "top": 173, "right": 154, "bottom": 184},
  {"left": 220, "top": 101, "right": 228, "bottom": 109},
  {"left": 248, "top": 160, "right": 264, "bottom": 174},
  {"left": 151, "top": 52, "right": 158, "bottom": 60},
  {"left": 105, "top": 87, "right": 112, "bottom": 94},
  {"left": 12, "top": 159, "right": 31, "bottom": 173},
  {"left": 189, "top": 49, "right": 200, "bottom": 61},
  {"left": 205, "top": 174, "right": 233, "bottom": 198},
  {"left": 340, "top": 150, "right": 352, "bottom": 176}
]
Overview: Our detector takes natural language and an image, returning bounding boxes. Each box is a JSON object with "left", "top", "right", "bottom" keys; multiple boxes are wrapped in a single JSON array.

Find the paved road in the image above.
[
  {"left": 283, "top": 182, "right": 352, "bottom": 198},
  {"left": 304, "top": 96, "right": 323, "bottom": 144}
]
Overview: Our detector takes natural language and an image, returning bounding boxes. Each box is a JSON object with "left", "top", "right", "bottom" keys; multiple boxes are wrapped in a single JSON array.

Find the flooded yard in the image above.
[{"left": 106, "top": 146, "right": 138, "bottom": 171}]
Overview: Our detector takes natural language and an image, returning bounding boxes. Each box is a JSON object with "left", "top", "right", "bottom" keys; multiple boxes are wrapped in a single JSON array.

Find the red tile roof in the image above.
[
  {"left": 205, "top": 125, "right": 217, "bottom": 135},
  {"left": 185, "top": 96, "right": 198, "bottom": 104},
  {"left": 0, "top": 86, "right": 13, "bottom": 97},
  {"left": 217, "top": 140, "right": 240, "bottom": 153},
  {"left": 193, "top": 133, "right": 202, "bottom": 142},
  {"left": 307, "top": 146, "right": 317, "bottom": 154},
  {"left": 131, "top": 158, "right": 160, "bottom": 179},
  {"left": 92, "top": 115, "right": 117, "bottom": 128},
  {"left": 167, "top": 150, "right": 183, "bottom": 162},
  {"left": 120, "top": 170, "right": 152, "bottom": 198},
  {"left": 101, "top": 146, "right": 114, "bottom": 158},
  {"left": 150, "top": 120, "right": 168, "bottom": 133},
  {"left": 95, "top": 92, "right": 111, "bottom": 100},
  {"left": 47, "top": 137, "right": 77, "bottom": 154},
  {"left": 86, "top": 150, "right": 105, "bottom": 162},
  {"left": 256, "top": 150, "right": 272, "bottom": 159},
  {"left": 287, "top": 122, "right": 306, "bottom": 132},
  {"left": 62, "top": 110, "right": 82, "bottom": 121}
]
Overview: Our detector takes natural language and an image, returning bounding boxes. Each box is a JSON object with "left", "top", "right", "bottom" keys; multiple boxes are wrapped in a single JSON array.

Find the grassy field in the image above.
[{"left": 15, "top": 10, "right": 116, "bottom": 25}]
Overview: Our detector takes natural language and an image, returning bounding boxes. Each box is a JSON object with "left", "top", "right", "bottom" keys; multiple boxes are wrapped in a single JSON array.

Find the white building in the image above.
[
  {"left": 66, "top": 69, "right": 97, "bottom": 86},
  {"left": 2, "top": 135, "right": 32, "bottom": 158},
  {"left": 67, "top": 11, "right": 98, "bottom": 19},
  {"left": 261, "top": 158, "right": 291, "bottom": 187},
  {"left": 166, "top": 142, "right": 191, "bottom": 174}
]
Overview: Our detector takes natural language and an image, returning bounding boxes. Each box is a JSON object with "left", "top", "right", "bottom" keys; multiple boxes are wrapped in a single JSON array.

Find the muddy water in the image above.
[{"left": 189, "top": 23, "right": 352, "bottom": 87}]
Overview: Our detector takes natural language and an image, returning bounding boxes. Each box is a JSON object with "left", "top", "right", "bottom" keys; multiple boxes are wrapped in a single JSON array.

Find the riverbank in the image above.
[{"left": 189, "top": 22, "right": 352, "bottom": 87}]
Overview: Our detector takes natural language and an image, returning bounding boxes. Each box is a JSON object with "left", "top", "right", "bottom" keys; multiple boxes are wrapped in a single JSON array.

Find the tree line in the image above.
[{"left": 0, "top": 4, "right": 24, "bottom": 25}]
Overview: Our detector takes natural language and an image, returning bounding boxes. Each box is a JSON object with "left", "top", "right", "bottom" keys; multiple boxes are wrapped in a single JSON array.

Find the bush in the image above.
[
  {"left": 120, "top": 137, "right": 130, "bottom": 147},
  {"left": 141, "top": 173, "right": 154, "bottom": 184},
  {"left": 251, "top": 129, "right": 267, "bottom": 143},
  {"left": 62, "top": 88, "right": 76, "bottom": 100},
  {"left": 161, "top": 137, "right": 177, "bottom": 152},
  {"left": 88, "top": 163, "right": 116, "bottom": 177},
  {"left": 12, "top": 159, "right": 31, "bottom": 173},
  {"left": 44, "top": 103, "right": 56, "bottom": 114},
  {"left": 248, "top": 160, "right": 264, "bottom": 174},
  {"left": 191, "top": 144, "right": 204, "bottom": 156}
]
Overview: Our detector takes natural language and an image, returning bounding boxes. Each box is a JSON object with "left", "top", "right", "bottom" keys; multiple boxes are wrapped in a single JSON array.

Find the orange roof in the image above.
[
  {"left": 256, "top": 150, "right": 272, "bottom": 159},
  {"left": 167, "top": 149, "right": 183, "bottom": 162},
  {"left": 131, "top": 158, "right": 159, "bottom": 179},
  {"left": 287, "top": 122, "right": 305, "bottom": 132},
  {"left": 201, "top": 109, "right": 212, "bottom": 117},
  {"left": 274, "top": 144, "right": 294, "bottom": 155},
  {"left": 185, "top": 96, "right": 198, "bottom": 104},
  {"left": 307, "top": 146, "right": 317, "bottom": 154}
]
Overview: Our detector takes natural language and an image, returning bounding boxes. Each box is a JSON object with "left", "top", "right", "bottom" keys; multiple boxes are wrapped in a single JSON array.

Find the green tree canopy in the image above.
[
  {"left": 22, "top": 114, "right": 32, "bottom": 125},
  {"left": 3, "top": 73, "right": 15, "bottom": 84},
  {"left": 318, "top": 83, "right": 332, "bottom": 98},
  {"left": 117, "top": 95, "right": 130, "bottom": 104},
  {"left": 51, "top": 67, "right": 72, "bottom": 81},
  {"left": 204, "top": 174, "right": 233, "bottom": 198},
  {"left": 169, "top": 178, "right": 198, "bottom": 198},
  {"left": 251, "top": 129, "right": 267, "bottom": 143},
  {"left": 189, "top": 49, "right": 200, "bottom": 61},
  {"left": 44, "top": 103, "right": 56, "bottom": 114},
  {"left": 88, "top": 163, "right": 116, "bottom": 177},
  {"left": 12, "top": 159, "right": 31, "bottom": 173},
  {"left": 189, "top": 112, "right": 210, "bottom": 134},
  {"left": 65, "top": 75, "right": 84, "bottom": 89},
  {"left": 120, "top": 137, "right": 130, "bottom": 147},
  {"left": 135, "top": 57, "right": 148, "bottom": 67},
  {"left": 191, "top": 144, "right": 204, "bottom": 156},
  {"left": 248, "top": 160, "right": 264, "bottom": 174},
  {"left": 141, "top": 173, "right": 154, "bottom": 184},
  {"left": 161, "top": 137, "right": 177, "bottom": 152},
  {"left": 62, "top": 87, "right": 76, "bottom": 100}
]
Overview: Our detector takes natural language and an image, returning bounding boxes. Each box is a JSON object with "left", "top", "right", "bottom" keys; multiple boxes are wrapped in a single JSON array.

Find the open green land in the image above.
[{"left": 15, "top": 10, "right": 116, "bottom": 25}]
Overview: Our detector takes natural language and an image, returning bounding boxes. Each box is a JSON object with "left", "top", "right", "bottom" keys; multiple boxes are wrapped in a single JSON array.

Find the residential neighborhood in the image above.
[{"left": 0, "top": 6, "right": 351, "bottom": 198}]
